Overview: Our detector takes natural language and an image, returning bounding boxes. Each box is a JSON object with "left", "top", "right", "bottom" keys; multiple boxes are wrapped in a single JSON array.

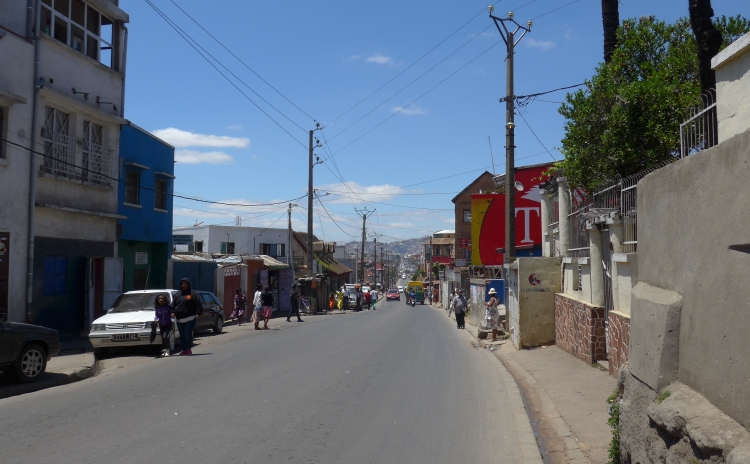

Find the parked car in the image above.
[
  {"left": 88, "top": 289, "right": 224, "bottom": 357},
  {"left": 386, "top": 288, "right": 400, "bottom": 301},
  {"left": 0, "top": 321, "right": 60, "bottom": 382}
]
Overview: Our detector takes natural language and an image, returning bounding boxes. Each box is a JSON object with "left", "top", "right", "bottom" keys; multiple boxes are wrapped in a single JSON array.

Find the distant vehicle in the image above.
[
  {"left": 386, "top": 288, "right": 400, "bottom": 301},
  {"left": 406, "top": 281, "right": 425, "bottom": 305},
  {"left": 0, "top": 322, "right": 61, "bottom": 383},
  {"left": 402, "top": 274, "right": 407, "bottom": 279},
  {"left": 89, "top": 289, "right": 224, "bottom": 357},
  {"left": 398, "top": 286, "right": 404, "bottom": 293}
]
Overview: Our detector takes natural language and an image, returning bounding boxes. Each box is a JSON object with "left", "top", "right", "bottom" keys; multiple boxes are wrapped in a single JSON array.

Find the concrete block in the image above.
[{"left": 629, "top": 282, "right": 682, "bottom": 391}]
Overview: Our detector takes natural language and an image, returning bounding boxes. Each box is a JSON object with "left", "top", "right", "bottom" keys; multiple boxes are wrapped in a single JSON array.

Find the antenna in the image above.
[{"left": 488, "top": 136, "right": 496, "bottom": 175}]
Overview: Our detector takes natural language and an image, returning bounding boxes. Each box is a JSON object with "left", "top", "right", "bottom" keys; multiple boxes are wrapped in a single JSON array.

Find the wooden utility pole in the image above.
[
  {"left": 307, "top": 123, "right": 321, "bottom": 273},
  {"left": 355, "top": 209, "right": 374, "bottom": 283}
]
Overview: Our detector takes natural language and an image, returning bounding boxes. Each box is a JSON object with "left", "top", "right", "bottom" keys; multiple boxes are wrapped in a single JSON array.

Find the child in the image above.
[
  {"left": 329, "top": 293, "right": 336, "bottom": 310},
  {"left": 154, "top": 293, "right": 174, "bottom": 357}
]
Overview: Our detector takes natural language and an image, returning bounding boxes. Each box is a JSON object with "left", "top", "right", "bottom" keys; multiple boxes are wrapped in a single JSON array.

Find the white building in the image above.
[
  {"left": 173, "top": 225, "right": 292, "bottom": 264},
  {"left": 0, "top": 0, "right": 128, "bottom": 334}
]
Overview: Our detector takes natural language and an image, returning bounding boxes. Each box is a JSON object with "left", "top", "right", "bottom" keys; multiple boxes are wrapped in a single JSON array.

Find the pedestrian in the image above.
[
  {"left": 231, "top": 288, "right": 247, "bottom": 325},
  {"left": 260, "top": 286, "right": 274, "bottom": 330},
  {"left": 172, "top": 278, "right": 203, "bottom": 355},
  {"left": 447, "top": 288, "right": 456, "bottom": 318},
  {"left": 485, "top": 288, "right": 501, "bottom": 341},
  {"left": 370, "top": 287, "right": 378, "bottom": 310},
  {"left": 355, "top": 286, "right": 363, "bottom": 312},
  {"left": 154, "top": 293, "right": 174, "bottom": 357},
  {"left": 452, "top": 289, "right": 468, "bottom": 330},
  {"left": 329, "top": 293, "right": 336, "bottom": 310},
  {"left": 364, "top": 288, "right": 371, "bottom": 310},
  {"left": 337, "top": 289, "right": 343, "bottom": 310},
  {"left": 343, "top": 290, "right": 351, "bottom": 311},
  {"left": 287, "top": 284, "right": 303, "bottom": 322},
  {"left": 252, "top": 283, "right": 263, "bottom": 330}
]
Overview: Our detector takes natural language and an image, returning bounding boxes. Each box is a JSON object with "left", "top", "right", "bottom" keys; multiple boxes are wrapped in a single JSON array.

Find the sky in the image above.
[{"left": 120, "top": 0, "right": 750, "bottom": 243}]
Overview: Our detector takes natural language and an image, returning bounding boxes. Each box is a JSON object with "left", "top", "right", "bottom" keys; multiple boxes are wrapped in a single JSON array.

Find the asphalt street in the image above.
[{"left": 0, "top": 296, "right": 541, "bottom": 464}]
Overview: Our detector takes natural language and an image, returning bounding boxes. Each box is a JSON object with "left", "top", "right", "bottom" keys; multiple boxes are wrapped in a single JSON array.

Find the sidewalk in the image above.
[
  {"left": 0, "top": 350, "right": 96, "bottom": 400},
  {"left": 436, "top": 303, "right": 616, "bottom": 464}
]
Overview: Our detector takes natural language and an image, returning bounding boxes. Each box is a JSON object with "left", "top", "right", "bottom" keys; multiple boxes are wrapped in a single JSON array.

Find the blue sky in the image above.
[{"left": 121, "top": 0, "right": 750, "bottom": 242}]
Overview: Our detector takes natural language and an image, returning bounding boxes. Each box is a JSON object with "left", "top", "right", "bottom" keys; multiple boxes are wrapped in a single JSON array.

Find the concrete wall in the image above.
[
  {"left": 0, "top": 31, "right": 34, "bottom": 323},
  {"left": 631, "top": 126, "right": 750, "bottom": 429},
  {"left": 508, "top": 257, "right": 561, "bottom": 349},
  {"left": 714, "top": 31, "right": 750, "bottom": 143},
  {"left": 176, "top": 225, "right": 290, "bottom": 257}
]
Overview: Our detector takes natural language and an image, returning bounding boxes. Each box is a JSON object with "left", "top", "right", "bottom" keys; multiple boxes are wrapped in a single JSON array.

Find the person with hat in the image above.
[{"left": 485, "top": 288, "right": 501, "bottom": 341}]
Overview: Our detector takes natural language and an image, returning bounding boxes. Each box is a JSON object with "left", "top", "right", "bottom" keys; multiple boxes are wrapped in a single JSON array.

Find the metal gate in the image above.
[{"left": 601, "top": 227, "right": 614, "bottom": 353}]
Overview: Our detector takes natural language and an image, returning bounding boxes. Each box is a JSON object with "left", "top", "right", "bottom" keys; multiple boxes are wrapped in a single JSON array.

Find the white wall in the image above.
[
  {"left": 714, "top": 32, "right": 750, "bottom": 143},
  {"left": 175, "top": 225, "right": 290, "bottom": 256}
]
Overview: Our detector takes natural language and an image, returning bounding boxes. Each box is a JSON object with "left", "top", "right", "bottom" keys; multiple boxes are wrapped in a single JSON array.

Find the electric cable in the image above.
[
  {"left": 170, "top": 0, "right": 316, "bottom": 122},
  {"left": 517, "top": 111, "right": 557, "bottom": 162},
  {"left": 0, "top": 136, "right": 308, "bottom": 208},
  {"left": 144, "top": 0, "right": 307, "bottom": 148}
]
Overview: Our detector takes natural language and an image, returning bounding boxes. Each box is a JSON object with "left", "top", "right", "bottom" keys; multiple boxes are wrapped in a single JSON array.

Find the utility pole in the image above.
[
  {"left": 373, "top": 237, "right": 377, "bottom": 286},
  {"left": 429, "top": 234, "right": 433, "bottom": 303},
  {"left": 355, "top": 208, "right": 375, "bottom": 283},
  {"left": 489, "top": 6, "right": 532, "bottom": 265},
  {"left": 354, "top": 248, "right": 359, "bottom": 282},
  {"left": 307, "top": 123, "right": 322, "bottom": 274},
  {"left": 380, "top": 246, "right": 384, "bottom": 288},
  {"left": 288, "top": 203, "right": 294, "bottom": 269}
]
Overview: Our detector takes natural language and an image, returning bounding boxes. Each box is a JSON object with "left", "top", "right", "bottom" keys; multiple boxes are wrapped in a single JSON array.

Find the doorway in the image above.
[{"left": 134, "top": 269, "right": 147, "bottom": 290}]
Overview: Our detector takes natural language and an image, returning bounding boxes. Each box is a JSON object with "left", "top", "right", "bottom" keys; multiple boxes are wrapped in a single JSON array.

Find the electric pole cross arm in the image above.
[{"left": 488, "top": 5, "right": 532, "bottom": 265}]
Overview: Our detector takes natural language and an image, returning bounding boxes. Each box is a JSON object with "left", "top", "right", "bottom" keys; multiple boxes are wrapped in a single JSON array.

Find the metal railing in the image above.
[
  {"left": 42, "top": 134, "right": 114, "bottom": 186},
  {"left": 567, "top": 191, "right": 592, "bottom": 258},
  {"left": 680, "top": 89, "right": 717, "bottom": 158}
]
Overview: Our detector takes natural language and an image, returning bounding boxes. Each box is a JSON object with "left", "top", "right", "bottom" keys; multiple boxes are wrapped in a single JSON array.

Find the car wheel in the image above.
[
  {"left": 15, "top": 343, "right": 47, "bottom": 383},
  {"left": 213, "top": 317, "right": 223, "bottom": 334},
  {"left": 94, "top": 348, "right": 109, "bottom": 358}
]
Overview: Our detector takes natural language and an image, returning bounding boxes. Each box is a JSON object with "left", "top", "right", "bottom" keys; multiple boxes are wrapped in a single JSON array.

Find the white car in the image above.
[
  {"left": 398, "top": 286, "right": 404, "bottom": 293},
  {"left": 89, "top": 289, "right": 178, "bottom": 357}
]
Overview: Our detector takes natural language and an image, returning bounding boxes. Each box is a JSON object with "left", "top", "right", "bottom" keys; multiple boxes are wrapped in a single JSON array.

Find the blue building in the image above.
[{"left": 117, "top": 124, "right": 175, "bottom": 291}]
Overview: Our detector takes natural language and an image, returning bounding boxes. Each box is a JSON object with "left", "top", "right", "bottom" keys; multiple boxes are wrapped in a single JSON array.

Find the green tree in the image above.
[{"left": 557, "top": 15, "right": 749, "bottom": 190}]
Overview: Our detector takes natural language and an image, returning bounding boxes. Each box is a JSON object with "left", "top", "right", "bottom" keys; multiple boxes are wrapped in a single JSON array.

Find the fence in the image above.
[
  {"left": 567, "top": 189, "right": 592, "bottom": 258},
  {"left": 680, "top": 89, "right": 717, "bottom": 158},
  {"left": 547, "top": 191, "right": 560, "bottom": 256}
]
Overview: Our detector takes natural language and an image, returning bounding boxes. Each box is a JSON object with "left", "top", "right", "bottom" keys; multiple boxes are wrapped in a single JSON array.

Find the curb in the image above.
[
  {"left": 431, "top": 303, "right": 589, "bottom": 464},
  {"left": 0, "top": 353, "right": 98, "bottom": 400}
]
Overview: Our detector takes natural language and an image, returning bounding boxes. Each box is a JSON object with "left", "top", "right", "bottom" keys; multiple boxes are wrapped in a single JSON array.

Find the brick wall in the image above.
[
  {"left": 607, "top": 311, "right": 630, "bottom": 378},
  {"left": 554, "top": 293, "right": 606, "bottom": 364}
]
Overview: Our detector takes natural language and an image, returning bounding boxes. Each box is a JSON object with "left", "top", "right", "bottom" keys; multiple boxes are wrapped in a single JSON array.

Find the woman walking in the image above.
[
  {"left": 252, "top": 284, "right": 263, "bottom": 330},
  {"left": 173, "top": 278, "right": 203, "bottom": 356},
  {"left": 485, "top": 288, "right": 501, "bottom": 341},
  {"left": 260, "top": 286, "right": 274, "bottom": 330},
  {"left": 231, "top": 288, "right": 247, "bottom": 325},
  {"left": 154, "top": 293, "right": 174, "bottom": 357}
]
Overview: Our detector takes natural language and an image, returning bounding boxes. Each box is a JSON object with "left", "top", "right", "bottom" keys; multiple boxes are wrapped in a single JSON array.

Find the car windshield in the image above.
[
  {"left": 389, "top": 288, "right": 398, "bottom": 293},
  {"left": 110, "top": 293, "right": 167, "bottom": 313}
]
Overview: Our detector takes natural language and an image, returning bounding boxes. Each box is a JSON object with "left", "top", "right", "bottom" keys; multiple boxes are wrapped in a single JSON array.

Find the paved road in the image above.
[{"left": 0, "top": 299, "right": 540, "bottom": 464}]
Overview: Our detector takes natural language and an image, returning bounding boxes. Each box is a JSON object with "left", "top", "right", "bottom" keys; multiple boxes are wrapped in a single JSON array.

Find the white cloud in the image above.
[
  {"left": 318, "top": 182, "right": 404, "bottom": 203},
  {"left": 152, "top": 128, "right": 250, "bottom": 148},
  {"left": 391, "top": 105, "right": 426, "bottom": 115},
  {"left": 175, "top": 150, "right": 234, "bottom": 164},
  {"left": 366, "top": 53, "right": 394, "bottom": 65},
  {"left": 348, "top": 54, "right": 363, "bottom": 61},
  {"left": 388, "top": 222, "right": 416, "bottom": 228},
  {"left": 525, "top": 38, "right": 556, "bottom": 51},
  {"left": 226, "top": 124, "right": 243, "bottom": 130}
]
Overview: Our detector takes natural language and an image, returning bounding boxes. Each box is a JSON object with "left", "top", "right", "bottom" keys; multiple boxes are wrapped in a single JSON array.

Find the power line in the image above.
[
  {"left": 144, "top": 0, "right": 307, "bottom": 148},
  {"left": 315, "top": 193, "right": 359, "bottom": 238},
  {"left": 1, "top": 136, "right": 308, "bottom": 208},
  {"left": 170, "top": 0, "right": 316, "bottom": 122},
  {"left": 517, "top": 111, "right": 557, "bottom": 162},
  {"left": 529, "top": 0, "right": 581, "bottom": 21}
]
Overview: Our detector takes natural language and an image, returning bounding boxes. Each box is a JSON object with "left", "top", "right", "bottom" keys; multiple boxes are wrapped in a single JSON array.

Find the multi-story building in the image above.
[
  {"left": 424, "top": 230, "right": 455, "bottom": 266},
  {"left": 174, "top": 225, "right": 292, "bottom": 263},
  {"left": 0, "top": 0, "right": 129, "bottom": 334},
  {"left": 451, "top": 171, "right": 496, "bottom": 266},
  {"left": 118, "top": 123, "right": 174, "bottom": 292}
]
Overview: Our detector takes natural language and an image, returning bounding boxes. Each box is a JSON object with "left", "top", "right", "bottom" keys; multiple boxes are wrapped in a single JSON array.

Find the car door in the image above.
[
  {"left": 209, "top": 293, "right": 223, "bottom": 322},
  {"left": 0, "top": 322, "right": 15, "bottom": 364},
  {"left": 197, "top": 293, "right": 215, "bottom": 329}
]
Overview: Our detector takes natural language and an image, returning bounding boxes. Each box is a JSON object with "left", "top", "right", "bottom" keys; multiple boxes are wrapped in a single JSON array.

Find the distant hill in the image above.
[{"left": 340, "top": 236, "right": 427, "bottom": 258}]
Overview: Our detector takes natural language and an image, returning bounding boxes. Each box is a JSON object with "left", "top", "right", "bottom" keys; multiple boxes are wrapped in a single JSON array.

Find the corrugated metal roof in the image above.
[{"left": 425, "top": 238, "right": 455, "bottom": 245}]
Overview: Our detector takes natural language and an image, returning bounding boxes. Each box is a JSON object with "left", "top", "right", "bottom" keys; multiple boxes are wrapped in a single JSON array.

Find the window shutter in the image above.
[{"left": 55, "top": 257, "right": 67, "bottom": 295}]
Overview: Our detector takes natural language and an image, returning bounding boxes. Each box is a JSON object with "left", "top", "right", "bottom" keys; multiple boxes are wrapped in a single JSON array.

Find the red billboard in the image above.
[
  {"left": 459, "top": 237, "right": 469, "bottom": 249},
  {"left": 470, "top": 163, "right": 552, "bottom": 266}
]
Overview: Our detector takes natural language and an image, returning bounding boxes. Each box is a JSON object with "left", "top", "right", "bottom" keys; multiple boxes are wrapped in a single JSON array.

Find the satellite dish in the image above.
[{"left": 514, "top": 181, "right": 525, "bottom": 191}]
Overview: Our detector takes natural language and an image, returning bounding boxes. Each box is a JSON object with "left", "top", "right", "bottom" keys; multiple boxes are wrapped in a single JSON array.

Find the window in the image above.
[
  {"left": 44, "top": 256, "right": 67, "bottom": 297},
  {"left": 82, "top": 120, "right": 105, "bottom": 182},
  {"left": 125, "top": 171, "right": 139, "bottom": 205},
  {"left": 260, "top": 243, "right": 285, "bottom": 257},
  {"left": 220, "top": 242, "right": 235, "bottom": 254},
  {"left": 194, "top": 241, "right": 203, "bottom": 252},
  {"left": 0, "top": 107, "right": 6, "bottom": 159},
  {"left": 42, "top": 106, "right": 73, "bottom": 176},
  {"left": 154, "top": 179, "right": 167, "bottom": 210},
  {"left": 40, "top": 0, "right": 115, "bottom": 68},
  {"left": 463, "top": 209, "right": 472, "bottom": 223}
]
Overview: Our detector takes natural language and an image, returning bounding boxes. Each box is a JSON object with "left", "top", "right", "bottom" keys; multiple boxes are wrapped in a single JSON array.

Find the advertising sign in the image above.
[
  {"left": 459, "top": 237, "right": 469, "bottom": 248},
  {"left": 172, "top": 235, "right": 193, "bottom": 245},
  {"left": 135, "top": 252, "right": 148, "bottom": 265},
  {"left": 278, "top": 269, "right": 293, "bottom": 312}
]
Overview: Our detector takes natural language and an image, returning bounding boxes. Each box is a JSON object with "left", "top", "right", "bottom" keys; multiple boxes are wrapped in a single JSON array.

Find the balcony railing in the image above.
[{"left": 41, "top": 134, "right": 114, "bottom": 187}]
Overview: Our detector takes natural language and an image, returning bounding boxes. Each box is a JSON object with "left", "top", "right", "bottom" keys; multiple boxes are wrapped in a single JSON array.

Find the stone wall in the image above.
[
  {"left": 607, "top": 311, "right": 629, "bottom": 378},
  {"left": 554, "top": 293, "right": 606, "bottom": 364}
]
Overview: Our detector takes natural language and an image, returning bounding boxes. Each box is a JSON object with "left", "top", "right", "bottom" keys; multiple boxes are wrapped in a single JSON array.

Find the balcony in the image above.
[{"left": 41, "top": 134, "right": 114, "bottom": 187}]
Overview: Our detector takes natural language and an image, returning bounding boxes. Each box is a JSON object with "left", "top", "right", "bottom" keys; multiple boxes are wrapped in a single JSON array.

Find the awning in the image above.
[{"left": 259, "top": 255, "right": 290, "bottom": 270}]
